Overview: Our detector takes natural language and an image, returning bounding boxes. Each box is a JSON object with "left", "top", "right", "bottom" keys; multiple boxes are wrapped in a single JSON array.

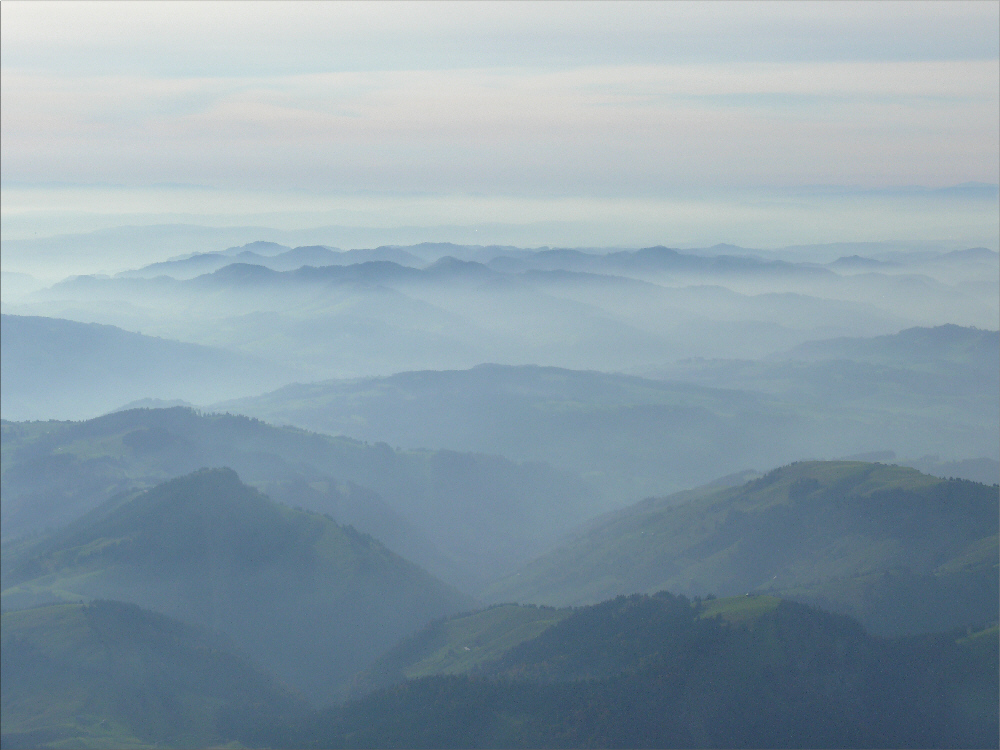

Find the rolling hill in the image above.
[
  {"left": 646, "top": 325, "right": 999, "bottom": 477},
  {"left": 1, "top": 468, "right": 472, "bottom": 704},
  {"left": 483, "top": 461, "right": 999, "bottom": 636},
  {"left": 213, "top": 327, "right": 999, "bottom": 503},
  {"left": 777, "top": 323, "right": 999, "bottom": 366}
]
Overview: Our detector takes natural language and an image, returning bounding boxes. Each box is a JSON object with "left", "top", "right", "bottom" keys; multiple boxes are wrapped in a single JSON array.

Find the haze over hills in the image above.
[
  {"left": 4, "top": 1, "right": 999, "bottom": 745},
  {"left": 0, "top": 468, "right": 472, "bottom": 704},
  {"left": 212, "top": 325, "right": 999, "bottom": 500},
  {"left": 484, "top": 461, "right": 999, "bottom": 637},
  {"left": 4, "top": 240, "right": 995, "bottom": 384},
  {"left": 2, "top": 282, "right": 997, "bottom": 748},
  {"left": 777, "top": 323, "right": 1000, "bottom": 365},
  {"left": 643, "top": 325, "right": 999, "bottom": 474},
  {"left": 3, "top": 310, "right": 994, "bottom": 511},
  {"left": 116, "top": 243, "right": 427, "bottom": 280},
  {"left": 0, "top": 407, "right": 600, "bottom": 591},
  {"left": 2, "top": 238, "right": 997, "bottom": 747},
  {"left": 0, "top": 314, "right": 304, "bottom": 421},
  {"left": 5, "top": 469, "right": 997, "bottom": 749},
  {"left": 3, "top": 220, "right": 994, "bottom": 280}
]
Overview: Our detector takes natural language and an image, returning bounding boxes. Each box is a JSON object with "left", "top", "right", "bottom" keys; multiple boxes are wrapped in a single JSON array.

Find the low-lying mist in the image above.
[{"left": 2, "top": 237, "right": 996, "bottom": 509}]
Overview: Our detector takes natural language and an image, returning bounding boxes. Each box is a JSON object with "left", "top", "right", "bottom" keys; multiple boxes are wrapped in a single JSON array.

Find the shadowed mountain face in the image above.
[
  {"left": 483, "top": 461, "right": 999, "bottom": 637},
  {"left": 1, "top": 600, "right": 307, "bottom": 749},
  {"left": 0, "top": 314, "right": 302, "bottom": 421},
  {"left": 1, "top": 468, "right": 472, "bottom": 705},
  {"left": 0, "top": 407, "right": 598, "bottom": 592}
]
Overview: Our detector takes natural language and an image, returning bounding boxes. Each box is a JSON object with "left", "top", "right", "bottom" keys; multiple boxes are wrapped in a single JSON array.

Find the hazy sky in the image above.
[{"left": 1, "top": 1, "right": 998, "bottom": 248}]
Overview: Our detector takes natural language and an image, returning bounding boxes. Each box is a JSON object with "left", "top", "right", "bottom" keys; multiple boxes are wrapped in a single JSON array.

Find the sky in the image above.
[{"left": 1, "top": 0, "right": 998, "bottom": 251}]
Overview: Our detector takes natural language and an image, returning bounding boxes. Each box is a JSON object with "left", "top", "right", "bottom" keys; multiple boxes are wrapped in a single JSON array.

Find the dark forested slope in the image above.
[{"left": 253, "top": 592, "right": 998, "bottom": 749}]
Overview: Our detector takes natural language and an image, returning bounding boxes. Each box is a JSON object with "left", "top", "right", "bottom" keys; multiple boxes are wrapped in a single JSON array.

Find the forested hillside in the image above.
[{"left": 251, "top": 592, "right": 999, "bottom": 749}]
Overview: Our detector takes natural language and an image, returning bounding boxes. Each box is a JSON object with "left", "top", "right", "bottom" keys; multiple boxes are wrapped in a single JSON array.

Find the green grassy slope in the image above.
[
  {"left": 484, "top": 461, "right": 999, "bottom": 635},
  {"left": 1, "top": 600, "right": 306, "bottom": 749},
  {"left": 1, "top": 468, "right": 472, "bottom": 705},
  {"left": 353, "top": 594, "right": 782, "bottom": 699},
  {"left": 349, "top": 603, "right": 572, "bottom": 697}
]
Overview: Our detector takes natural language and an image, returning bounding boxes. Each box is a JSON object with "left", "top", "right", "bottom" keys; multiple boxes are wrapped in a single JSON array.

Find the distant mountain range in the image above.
[
  {"left": 91, "top": 240, "right": 1000, "bottom": 292},
  {"left": 8, "top": 234, "right": 996, "bottom": 393},
  {"left": 213, "top": 325, "right": 999, "bottom": 500},
  {"left": 116, "top": 242, "right": 427, "bottom": 279},
  {"left": 10, "top": 237, "right": 994, "bottom": 384}
]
